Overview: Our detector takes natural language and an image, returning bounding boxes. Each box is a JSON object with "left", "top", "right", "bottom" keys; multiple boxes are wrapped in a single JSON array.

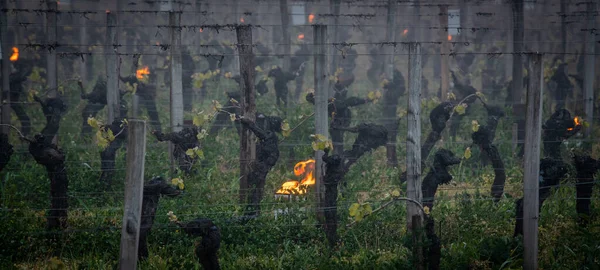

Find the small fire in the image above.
[
  {"left": 199, "top": 28, "right": 204, "bottom": 33},
  {"left": 402, "top": 29, "right": 409, "bottom": 36},
  {"left": 448, "top": 35, "right": 453, "bottom": 41},
  {"left": 240, "top": 17, "right": 245, "bottom": 23},
  {"left": 9, "top": 47, "right": 19, "bottom": 62},
  {"left": 297, "top": 33, "right": 305, "bottom": 40},
  {"left": 136, "top": 66, "right": 150, "bottom": 79},
  {"left": 567, "top": 116, "right": 582, "bottom": 131},
  {"left": 276, "top": 159, "right": 315, "bottom": 195},
  {"left": 308, "top": 13, "right": 315, "bottom": 23}
]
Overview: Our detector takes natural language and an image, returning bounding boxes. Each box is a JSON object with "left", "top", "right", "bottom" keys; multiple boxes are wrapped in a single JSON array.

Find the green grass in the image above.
[{"left": 1, "top": 62, "right": 600, "bottom": 269}]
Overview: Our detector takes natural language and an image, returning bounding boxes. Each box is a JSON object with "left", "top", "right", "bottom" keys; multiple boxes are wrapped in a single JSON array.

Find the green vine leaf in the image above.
[
  {"left": 310, "top": 134, "right": 333, "bottom": 151},
  {"left": 171, "top": 177, "right": 185, "bottom": 190},
  {"left": 455, "top": 103, "right": 467, "bottom": 115},
  {"left": 471, "top": 120, "right": 480, "bottom": 132},
  {"left": 281, "top": 120, "right": 291, "bottom": 137},
  {"left": 349, "top": 203, "right": 373, "bottom": 222},
  {"left": 464, "top": 147, "right": 472, "bottom": 160}
]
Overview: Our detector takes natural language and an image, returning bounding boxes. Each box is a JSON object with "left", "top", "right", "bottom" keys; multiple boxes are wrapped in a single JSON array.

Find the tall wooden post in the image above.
[
  {"left": 0, "top": 0, "right": 10, "bottom": 135},
  {"left": 384, "top": 0, "right": 398, "bottom": 166},
  {"left": 439, "top": 5, "right": 449, "bottom": 101},
  {"left": 560, "top": 0, "right": 568, "bottom": 60},
  {"left": 583, "top": 2, "right": 596, "bottom": 138},
  {"left": 280, "top": 0, "right": 291, "bottom": 71},
  {"left": 232, "top": 0, "right": 241, "bottom": 75},
  {"left": 504, "top": 3, "right": 513, "bottom": 81},
  {"left": 313, "top": 24, "right": 328, "bottom": 213},
  {"left": 118, "top": 120, "right": 147, "bottom": 269},
  {"left": 46, "top": 0, "right": 57, "bottom": 98},
  {"left": 511, "top": 0, "right": 524, "bottom": 156},
  {"left": 131, "top": 53, "right": 140, "bottom": 118},
  {"left": 511, "top": 0, "right": 525, "bottom": 99},
  {"left": 459, "top": 0, "right": 470, "bottom": 43},
  {"left": 236, "top": 25, "right": 256, "bottom": 204},
  {"left": 77, "top": 1, "right": 88, "bottom": 85},
  {"left": 106, "top": 11, "right": 120, "bottom": 123},
  {"left": 406, "top": 42, "right": 422, "bottom": 229},
  {"left": 170, "top": 11, "right": 184, "bottom": 174},
  {"left": 522, "top": 53, "right": 543, "bottom": 270},
  {"left": 384, "top": 0, "right": 396, "bottom": 80},
  {"left": 328, "top": 0, "right": 341, "bottom": 98},
  {"left": 414, "top": 0, "right": 421, "bottom": 43}
]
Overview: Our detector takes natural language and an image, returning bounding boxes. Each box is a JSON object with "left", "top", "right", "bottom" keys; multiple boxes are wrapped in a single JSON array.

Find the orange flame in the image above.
[
  {"left": 9, "top": 47, "right": 19, "bottom": 62},
  {"left": 567, "top": 116, "right": 582, "bottom": 131},
  {"left": 276, "top": 159, "right": 315, "bottom": 195},
  {"left": 297, "top": 33, "right": 305, "bottom": 40},
  {"left": 402, "top": 29, "right": 409, "bottom": 36},
  {"left": 240, "top": 17, "right": 245, "bottom": 23},
  {"left": 136, "top": 66, "right": 150, "bottom": 79},
  {"left": 308, "top": 13, "right": 315, "bottom": 23},
  {"left": 448, "top": 35, "right": 453, "bottom": 41}
]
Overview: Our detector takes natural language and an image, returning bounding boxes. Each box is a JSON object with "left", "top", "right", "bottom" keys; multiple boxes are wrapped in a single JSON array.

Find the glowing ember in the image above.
[
  {"left": 9, "top": 47, "right": 18, "bottom": 62},
  {"left": 308, "top": 13, "right": 315, "bottom": 23},
  {"left": 448, "top": 35, "right": 453, "bottom": 41},
  {"left": 276, "top": 159, "right": 315, "bottom": 195},
  {"left": 402, "top": 29, "right": 409, "bottom": 36},
  {"left": 136, "top": 66, "right": 150, "bottom": 79},
  {"left": 240, "top": 17, "right": 245, "bottom": 23},
  {"left": 567, "top": 116, "right": 582, "bottom": 131},
  {"left": 297, "top": 33, "right": 305, "bottom": 40}
]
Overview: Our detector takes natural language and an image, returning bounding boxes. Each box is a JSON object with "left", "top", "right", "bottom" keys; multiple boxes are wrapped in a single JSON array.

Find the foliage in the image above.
[
  {"left": 310, "top": 134, "right": 333, "bottom": 151},
  {"left": 185, "top": 146, "right": 204, "bottom": 160},
  {"left": 348, "top": 202, "right": 373, "bottom": 222},
  {"left": 464, "top": 147, "right": 472, "bottom": 160},
  {"left": 191, "top": 69, "right": 220, "bottom": 89},
  {"left": 87, "top": 117, "right": 126, "bottom": 149},
  {"left": 471, "top": 120, "right": 480, "bottom": 132},
  {"left": 455, "top": 103, "right": 467, "bottom": 115},
  {"left": 2, "top": 47, "right": 599, "bottom": 270}
]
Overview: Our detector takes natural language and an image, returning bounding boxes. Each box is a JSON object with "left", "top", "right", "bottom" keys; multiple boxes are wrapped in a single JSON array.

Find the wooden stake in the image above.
[
  {"left": 0, "top": 0, "right": 10, "bottom": 135},
  {"left": 411, "top": 215, "right": 424, "bottom": 270},
  {"left": 106, "top": 11, "right": 120, "bottom": 123},
  {"left": 280, "top": 0, "right": 291, "bottom": 71},
  {"left": 406, "top": 43, "right": 423, "bottom": 229},
  {"left": 511, "top": 0, "right": 524, "bottom": 106},
  {"left": 414, "top": 0, "right": 421, "bottom": 43},
  {"left": 560, "top": 0, "right": 568, "bottom": 61},
  {"left": 439, "top": 5, "right": 449, "bottom": 101},
  {"left": 119, "top": 120, "right": 147, "bottom": 269},
  {"left": 46, "top": 0, "right": 57, "bottom": 98},
  {"left": 78, "top": 2, "right": 88, "bottom": 85},
  {"left": 314, "top": 24, "right": 328, "bottom": 214},
  {"left": 236, "top": 25, "right": 256, "bottom": 204},
  {"left": 384, "top": 0, "right": 396, "bottom": 81},
  {"left": 583, "top": 2, "right": 596, "bottom": 138},
  {"left": 169, "top": 11, "right": 184, "bottom": 175},
  {"left": 383, "top": 0, "right": 398, "bottom": 166},
  {"left": 328, "top": 0, "right": 341, "bottom": 98},
  {"left": 504, "top": 3, "right": 513, "bottom": 81},
  {"left": 232, "top": 1, "right": 241, "bottom": 75},
  {"left": 523, "top": 53, "right": 543, "bottom": 270},
  {"left": 511, "top": 0, "right": 525, "bottom": 156}
]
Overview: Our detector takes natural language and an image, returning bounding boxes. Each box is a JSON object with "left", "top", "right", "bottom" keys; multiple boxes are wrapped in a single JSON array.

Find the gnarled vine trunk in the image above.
[
  {"left": 138, "top": 177, "right": 181, "bottom": 260},
  {"left": 28, "top": 95, "right": 68, "bottom": 230},
  {"left": 0, "top": 134, "right": 13, "bottom": 173}
]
